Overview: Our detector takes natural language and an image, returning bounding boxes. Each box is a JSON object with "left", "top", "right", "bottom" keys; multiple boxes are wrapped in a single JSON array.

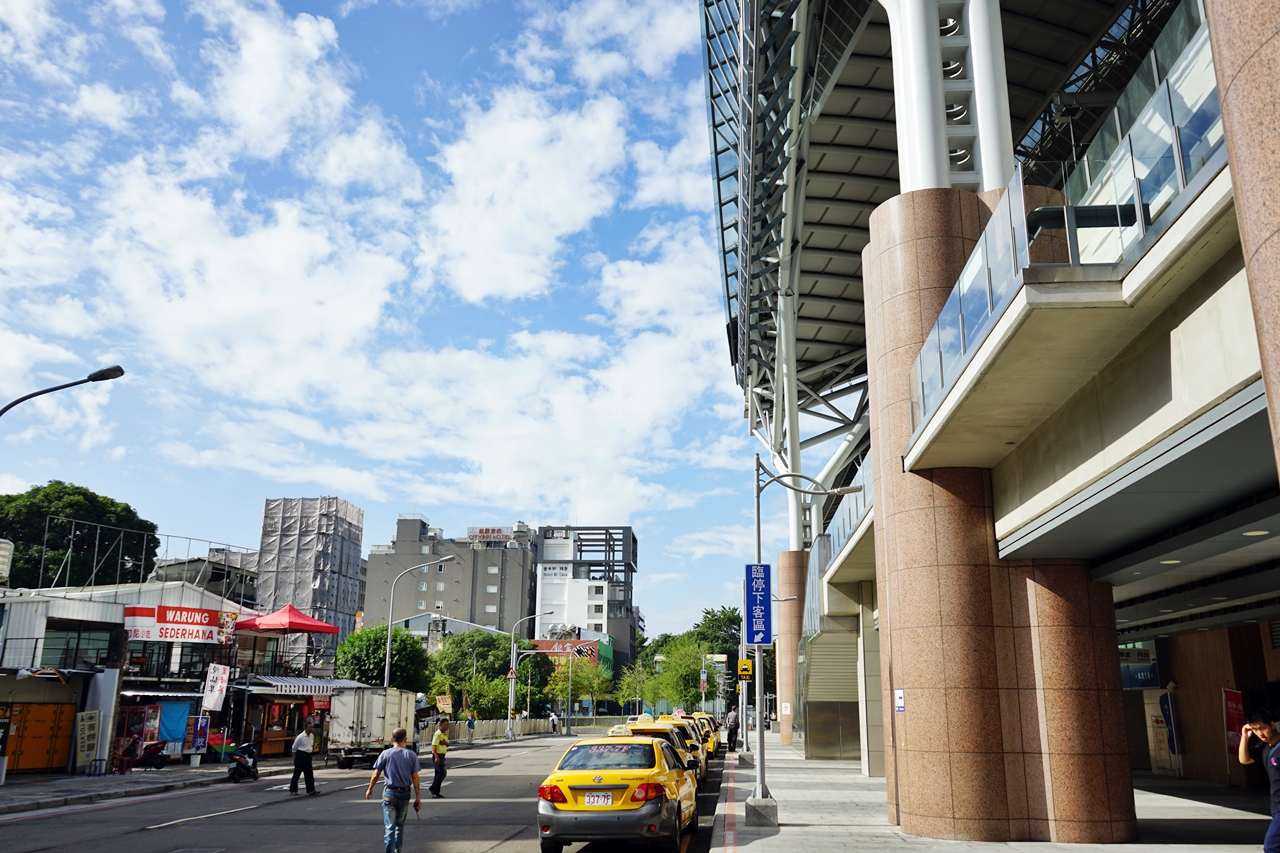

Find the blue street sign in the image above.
[{"left": 746, "top": 564, "right": 772, "bottom": 646}]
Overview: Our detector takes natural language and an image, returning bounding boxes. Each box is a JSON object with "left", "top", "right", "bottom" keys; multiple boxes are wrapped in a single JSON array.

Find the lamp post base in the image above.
[{"left": 745, "top": 796, "right": 778, "bottom": 826}]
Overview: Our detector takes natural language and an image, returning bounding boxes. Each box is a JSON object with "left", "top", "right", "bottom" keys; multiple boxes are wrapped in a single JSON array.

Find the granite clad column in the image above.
[
  {"left": 1203, "top": 0, "right": 1280, "bottom": 475},
  {"left": 863, "top": 189, "right": 1136, "bottom": 842},
  {"left": 776, "top": 550, "right": 807, "bottom": 745}
]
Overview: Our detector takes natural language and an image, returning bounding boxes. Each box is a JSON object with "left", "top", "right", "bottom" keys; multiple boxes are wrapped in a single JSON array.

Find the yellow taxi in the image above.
[
  {"left": 661, "top": 716, "right": 708, "bottom": 781},
  {"left": 536, "top": 736, "right": 698, "bottom": 853},
  {"left": 691, "top": 712, "right": 720, "bottom": 754},
  {"left": 623, "top": 715, "right": 702, "bottom": 786},
  {"left": 677, "top": 713, "right": 716, "bottom": 756}
]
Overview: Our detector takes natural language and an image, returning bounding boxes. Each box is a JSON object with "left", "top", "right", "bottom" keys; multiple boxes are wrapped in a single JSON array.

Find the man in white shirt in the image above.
[{"left": 289, "top": 719, "right": 318, "bottom": 796}]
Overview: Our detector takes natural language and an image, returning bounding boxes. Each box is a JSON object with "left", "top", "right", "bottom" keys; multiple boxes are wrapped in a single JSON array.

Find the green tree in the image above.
[
  {"left": 429, "top": 630, "right": 554, "bottom": 718},
  {"left": 653, "top": 635, "right": 708, "bottom": 710},
  {"left": 576, "top": 659, "right": 613, "bottom": 720},
  {"left": 615, "top": 663, "right": 658, "bottom": 715},
  {"left": 335, "top": 625, "right": 431, "bottom": 694},
  {"left": 0, "top": 480, "right": 159, "bottom": 589},
  {"left": 689, "top": 607, "right": 743, "bottom": 658}
]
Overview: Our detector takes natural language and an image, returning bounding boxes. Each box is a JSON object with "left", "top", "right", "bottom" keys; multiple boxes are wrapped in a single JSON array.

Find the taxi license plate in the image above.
[{"left": 584, "top": 793, "right": 612, "bottom": 806}]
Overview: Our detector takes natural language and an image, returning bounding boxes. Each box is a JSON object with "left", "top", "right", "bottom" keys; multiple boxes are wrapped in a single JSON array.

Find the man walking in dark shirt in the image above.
[
  {"left": 365, "top": 727, "right": 421, "bottom": 853},
  {"left": 1239, "top": 708, "right": 1280, "bottom": 853}
]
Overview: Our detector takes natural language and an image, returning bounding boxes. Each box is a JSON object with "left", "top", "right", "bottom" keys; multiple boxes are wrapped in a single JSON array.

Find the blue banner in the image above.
[{"left": 746, "top": 564, "right": 772, "bottom": 645}]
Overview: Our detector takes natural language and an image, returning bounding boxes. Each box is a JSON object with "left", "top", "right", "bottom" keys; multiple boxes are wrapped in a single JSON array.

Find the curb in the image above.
[
  {"left": 707, "top": 752, "right": 736, "bottom": 853},
  {"left": 0, "top": 765, "right": 293, "bottom": 817}
]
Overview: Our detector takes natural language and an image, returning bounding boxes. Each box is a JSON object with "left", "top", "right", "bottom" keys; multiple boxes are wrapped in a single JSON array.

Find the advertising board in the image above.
[{"left": 126, "top": 606, "right": 238, "bottom": 644}]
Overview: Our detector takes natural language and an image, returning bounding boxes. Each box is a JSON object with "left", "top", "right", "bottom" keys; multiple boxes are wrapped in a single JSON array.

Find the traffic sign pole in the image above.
[{"left": 752, "top": 454, "right": 771, "bottom": 804}]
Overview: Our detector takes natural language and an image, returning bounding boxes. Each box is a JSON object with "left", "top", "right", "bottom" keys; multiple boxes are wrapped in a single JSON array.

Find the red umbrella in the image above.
[{"left": 235, "top": 604, "right": 339, "bottom": 634}]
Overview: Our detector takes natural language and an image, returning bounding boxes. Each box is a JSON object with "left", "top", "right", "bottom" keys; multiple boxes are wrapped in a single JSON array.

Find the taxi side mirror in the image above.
[{"left": 686, "top": 758, "right": 699, "bottom": 772}]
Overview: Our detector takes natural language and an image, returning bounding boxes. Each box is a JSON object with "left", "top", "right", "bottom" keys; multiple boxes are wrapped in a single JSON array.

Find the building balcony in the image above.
[{"left": 905, "top": 8, "right": 1230, "bottom": 472}]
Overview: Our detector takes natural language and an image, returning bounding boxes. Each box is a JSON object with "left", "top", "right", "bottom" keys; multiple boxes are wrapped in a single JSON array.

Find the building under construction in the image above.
[{"left": 256, "top": 497, "right": 365, "bottom": 656}]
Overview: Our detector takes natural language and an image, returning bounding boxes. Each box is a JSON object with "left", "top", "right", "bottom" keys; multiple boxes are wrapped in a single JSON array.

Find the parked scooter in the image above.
[
  {"left": 132, "top": 738, "right": 171, "bottom": 770},
  {"left": 226, "top": 744, "right": 259, "bottom": 783}
]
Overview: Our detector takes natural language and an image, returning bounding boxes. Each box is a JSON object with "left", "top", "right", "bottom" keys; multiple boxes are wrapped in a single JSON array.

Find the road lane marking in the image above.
[{"left": 145, "top": 804, "right": 261, "bottom": 829}]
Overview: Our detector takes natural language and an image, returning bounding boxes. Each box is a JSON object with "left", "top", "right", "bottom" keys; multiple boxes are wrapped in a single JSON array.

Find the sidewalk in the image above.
[
  {"left": 711, "top": 733, "right": 1271, "bottom": 852},
  {"left": 0, "top": 732, "right": 557, "bottom": 817},
  {"left": 0, "top": 756, "right": 297, "bottom": 816}
]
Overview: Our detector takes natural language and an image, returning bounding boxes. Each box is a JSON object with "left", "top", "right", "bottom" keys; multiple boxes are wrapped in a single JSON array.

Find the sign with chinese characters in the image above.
[
  {"left": 202, "top": 664, "right": 231, "bottom": 712},
  {"left": 467, "top": 526, "right": 512, "bottom": 542},
  {"left": 745, "top": 564, "right": 772, "bottom": 646},
  {"left": 125, "top": 606, "right": 237, "bottom": 644},
  {"left": 1225, "top": 688, "right": 1246, "bottom": 754},
  {"left": 183, "top": 716, "right": 210, "bottom": 753},
  {"left": 533, "top": 639, "right": 599, "bottom": 661},
  {"left": 75, "top": 710, "right": 100, "bottom": 767}
]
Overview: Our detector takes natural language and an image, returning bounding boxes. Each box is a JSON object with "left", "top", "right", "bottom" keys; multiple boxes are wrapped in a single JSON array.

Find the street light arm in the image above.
[
  {"left": 384, "top": 554, "right": 457, "bottom": 688},
  {"left": 0, "top": 366, "right": 125, "bottom": 419}
]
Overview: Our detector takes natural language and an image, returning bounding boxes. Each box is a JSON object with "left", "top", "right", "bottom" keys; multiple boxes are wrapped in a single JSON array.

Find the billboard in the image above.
[{"left": 126, "top": 606, "right": 238, "bottom": 644}]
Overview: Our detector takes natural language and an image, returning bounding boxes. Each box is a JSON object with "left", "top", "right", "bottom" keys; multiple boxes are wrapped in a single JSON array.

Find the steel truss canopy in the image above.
[{"left": 702, "top": 0, "right": 1178, "bottom": 528}]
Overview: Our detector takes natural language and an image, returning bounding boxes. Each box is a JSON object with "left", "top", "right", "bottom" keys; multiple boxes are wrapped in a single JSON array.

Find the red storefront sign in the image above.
[
  {"left": 125, "top": 605, "right": 238, "bottom": 644},
  {"left": 1225, "top": 688, "right": 1246, "bottom": 754}
]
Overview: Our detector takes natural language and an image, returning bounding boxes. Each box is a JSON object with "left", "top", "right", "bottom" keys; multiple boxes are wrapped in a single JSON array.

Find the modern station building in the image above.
[{"left": 704, "top": 0, "right": 1278, "bottom": 842}]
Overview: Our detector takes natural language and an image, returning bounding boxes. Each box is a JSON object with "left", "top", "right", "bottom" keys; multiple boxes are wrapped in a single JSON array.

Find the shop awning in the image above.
[
  {"left": 247, "top": 676, "right": 368, "bottom": 696},
  {"left": 235, "top": 604, "right": 339, "bottom": 634}
]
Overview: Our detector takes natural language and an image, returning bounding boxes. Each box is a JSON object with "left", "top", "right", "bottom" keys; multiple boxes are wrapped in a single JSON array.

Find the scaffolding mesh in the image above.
[{"left": 257, "top": 497, "right": 365, "bottom": 658}]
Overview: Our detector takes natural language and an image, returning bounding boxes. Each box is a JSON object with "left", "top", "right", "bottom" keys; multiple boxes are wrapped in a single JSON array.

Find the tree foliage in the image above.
[
  {"left": 548, "top": 656, "right": 612, "bottom": 718},
  {"left": 428, "top": 629, "right": 554, "bottom": 719},
  {"left": 0, "top": 481, "right": 159, "bottom": 589},
  {"left": 335, "top": 625, "right": 432, "bottom": 694},
  {"left": 689, "top": 607, "right": 743, "bottom": 658},
  {"left": 652, "top": 634, "right": 709, "bottom": 710}
]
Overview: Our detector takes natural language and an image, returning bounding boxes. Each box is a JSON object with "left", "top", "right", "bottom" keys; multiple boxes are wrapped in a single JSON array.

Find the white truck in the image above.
[{"left": 327, "top": 686, "right": 419, "bottom": 769}]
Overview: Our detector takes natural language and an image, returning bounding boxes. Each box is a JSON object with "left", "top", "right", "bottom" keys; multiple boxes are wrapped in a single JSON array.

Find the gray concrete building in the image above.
[{"left": 365, "top": 517, "right": 537, "bottom": 636}]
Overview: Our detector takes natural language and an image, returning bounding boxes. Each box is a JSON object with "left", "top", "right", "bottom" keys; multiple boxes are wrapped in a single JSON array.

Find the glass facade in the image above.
[{"left": 909, "top": 8, "right": 1226, "bottom": 439}]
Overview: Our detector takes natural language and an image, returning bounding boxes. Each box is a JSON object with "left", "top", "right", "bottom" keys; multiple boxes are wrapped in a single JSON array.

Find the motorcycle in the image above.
[
  {"left": 226, "top": 744, "right": 259, "bottom": 783},
  {"left": 129, "top": 738, "right": 171, "bottom": 770}
]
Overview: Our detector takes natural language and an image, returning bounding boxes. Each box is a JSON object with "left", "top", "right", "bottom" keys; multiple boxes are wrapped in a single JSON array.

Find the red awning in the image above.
[{"left": 235, "top": 604, "right": 339, "bottom": 634}]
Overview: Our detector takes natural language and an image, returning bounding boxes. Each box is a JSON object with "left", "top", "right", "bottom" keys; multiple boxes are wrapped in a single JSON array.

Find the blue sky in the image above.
[{"left": 0, "top": 0, "right": 796, "bottom": 635}]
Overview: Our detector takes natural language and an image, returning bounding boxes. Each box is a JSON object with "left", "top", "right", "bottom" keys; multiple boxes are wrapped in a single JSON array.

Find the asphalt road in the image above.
[{"left": 0, "top": 737, "right": 723, "bottom": 853}]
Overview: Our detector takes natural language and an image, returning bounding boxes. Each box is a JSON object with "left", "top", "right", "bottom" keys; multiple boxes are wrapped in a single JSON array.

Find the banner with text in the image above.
[
  {"left": 126, "top": 606, "right": 238, "bottom": 644},
  {"left": 202, "top": 664, "right": 231, "bottom": 712}
]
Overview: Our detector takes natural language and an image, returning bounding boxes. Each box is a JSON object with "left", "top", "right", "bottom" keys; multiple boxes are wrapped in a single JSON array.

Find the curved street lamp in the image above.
[
  {"left": 747, "top": 453, "right": 861, "bottom": 816},
  {"left": 0, "top": 366, "right": 125, "bottom": 419},
  {"left": 506, "top": 610, "right": 553, "bottom": 739},
  {"left": 384, "top": 554, "right": 457, "bottom": 688}
]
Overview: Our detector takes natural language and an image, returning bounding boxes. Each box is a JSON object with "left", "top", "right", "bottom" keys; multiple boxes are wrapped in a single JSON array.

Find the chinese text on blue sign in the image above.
[{"left": 746, "top": 564, "right": 772, "bottom": 645}]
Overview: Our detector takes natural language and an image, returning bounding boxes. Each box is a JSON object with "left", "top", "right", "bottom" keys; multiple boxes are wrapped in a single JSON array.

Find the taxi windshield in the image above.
[{"left": 558, "top": 744, "right": 656, "bottom": 770}]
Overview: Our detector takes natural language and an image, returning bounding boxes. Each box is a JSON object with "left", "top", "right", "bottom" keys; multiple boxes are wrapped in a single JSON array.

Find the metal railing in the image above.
[{"left": 908, "top": 14, "right": 1225, "bottom": 441}]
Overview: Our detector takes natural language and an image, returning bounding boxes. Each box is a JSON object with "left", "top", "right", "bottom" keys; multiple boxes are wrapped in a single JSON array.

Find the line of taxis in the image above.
[{"left": 535, "top": 711, "right": 723, "bottom": 852}]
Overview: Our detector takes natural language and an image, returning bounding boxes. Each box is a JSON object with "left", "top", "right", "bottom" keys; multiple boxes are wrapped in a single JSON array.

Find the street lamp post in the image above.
[
  {"left": 506, "top": 611, "right": 552, "bottom": 739},
  {"left": 384, "top": 555, "right": 457, "bottom": 688},
  {"left": 0, "top": 366, "right": 125, "bottom": 419},
  {"left": 749, "top": 452, "right": 861, "bottom": 818}
]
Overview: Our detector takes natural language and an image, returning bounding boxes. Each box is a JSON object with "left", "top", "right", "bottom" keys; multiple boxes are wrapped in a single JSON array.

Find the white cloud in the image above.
[
  {"left": 0, "top": 473, "right": 36, "bottom": 494},
  {"left": 101, "top": 0, "right": 174, "bottom": 71},
  {"left": 518, "top": 0, "right": 700, "bottom": 88},
  {"left": 418, "top": 88, "right": 626, "bottom": 302},
  {"left": 304, "top": 115, "right": 423, "bottom": 198},
  {"left": 90, "top": 156, "right": 405, "bottom": 405},
  {"left": 0, "top": 0, "right": 88, "bottom": 85},
  {"left": 188, "top": 0, "right": 351, "bottom": 163},
  {"left": 630, "top": 81, "right": 710, "bottom": 210},
  {"left": 62, "top": 83, "right": 146, "bottom": 131}
]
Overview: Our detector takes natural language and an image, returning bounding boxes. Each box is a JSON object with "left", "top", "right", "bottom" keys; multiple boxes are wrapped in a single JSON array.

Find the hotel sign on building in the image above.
[{"left": 467, "top": 526, "right": 512, "bottom": 542}]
